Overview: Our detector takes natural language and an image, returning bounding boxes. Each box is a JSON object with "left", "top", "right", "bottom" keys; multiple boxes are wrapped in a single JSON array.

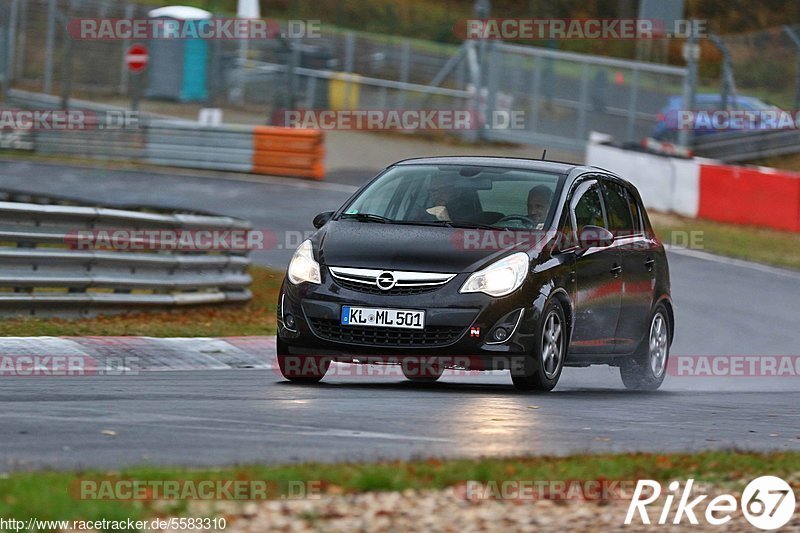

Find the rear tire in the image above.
[
  {"left": 620, "top": 304, "right": 670, "bottom": 391},
  {"left": 276, "top": 337, "right": 330, "bottom": 383},
  {"left": 511, "top": 300, "right": 566, "bottom": 392},
  {"left": 401, "top": 358, "right": 444, "bottom": 383}
]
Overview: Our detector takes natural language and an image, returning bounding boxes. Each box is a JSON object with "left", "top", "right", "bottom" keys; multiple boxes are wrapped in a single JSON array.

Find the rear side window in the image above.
[
  {"left": 603, "top": 180, "right": 635, "bottom": 237},
  {"left": 626, "top": 188, "right": 645, "bottom": 236}
]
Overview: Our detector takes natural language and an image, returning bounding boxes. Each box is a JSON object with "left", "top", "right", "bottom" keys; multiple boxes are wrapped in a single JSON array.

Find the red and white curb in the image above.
[{"left": 0, "top": 336, "right": 276, "bottom": 372}]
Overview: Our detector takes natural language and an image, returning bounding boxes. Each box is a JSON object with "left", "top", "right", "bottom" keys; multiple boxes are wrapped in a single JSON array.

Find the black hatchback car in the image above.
[{"left": 277, "top": 157, "right": 673, "bottom": 391}]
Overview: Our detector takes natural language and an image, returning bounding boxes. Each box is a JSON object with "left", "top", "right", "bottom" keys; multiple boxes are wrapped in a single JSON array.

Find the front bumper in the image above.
[{"left": 278, "top": 268, "right": 544, "bottom": 370}]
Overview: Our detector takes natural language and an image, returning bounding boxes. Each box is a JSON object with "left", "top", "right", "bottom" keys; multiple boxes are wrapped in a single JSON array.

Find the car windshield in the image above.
[{"left": 340, "top": 164, "right": 563, "bottom": 230}]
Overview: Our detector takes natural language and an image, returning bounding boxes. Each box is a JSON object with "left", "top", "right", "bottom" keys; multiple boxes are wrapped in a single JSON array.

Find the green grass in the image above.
[
  {"left": 651, "top": 213, "right": 800, "bottom": 271},
  {"left": 0, "top": 267, "right": 282, "bottom": 337},
  {"left": 0, "top": 451, "right": 797, "bottom": 528}
]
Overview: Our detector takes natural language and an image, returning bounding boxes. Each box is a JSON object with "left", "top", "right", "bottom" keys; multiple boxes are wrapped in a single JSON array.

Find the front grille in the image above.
[
  {"left": 333, "top": 277, "right": 441, "bottom": 296},
  {"left": 307, "top": 318, "right": 465, "bottom": 347},
  {"left": 328, "top": 267, "right": 456, "bottom": 297}
]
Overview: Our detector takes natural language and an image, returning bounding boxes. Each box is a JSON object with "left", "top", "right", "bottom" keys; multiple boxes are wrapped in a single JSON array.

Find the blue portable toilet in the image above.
[{"left": 145, "top": 6, "right": 210, "bottom": 102}]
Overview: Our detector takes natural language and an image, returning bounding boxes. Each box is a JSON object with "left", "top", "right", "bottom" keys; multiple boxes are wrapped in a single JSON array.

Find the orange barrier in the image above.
[
  {"left": 251, "top": 126, "right": 325, "bottom": 180},
  {"left": 698, "top": 164, "right": 800, "bottom": 232}
]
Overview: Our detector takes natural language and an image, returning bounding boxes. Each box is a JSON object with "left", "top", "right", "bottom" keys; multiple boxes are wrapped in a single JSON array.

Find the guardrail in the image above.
[
  {"left": 692, "top": 128, "right": 800, "bottom": 162},
  {"left": 0, "top": 192, "right": 253, "bottom": 318},
  {"left": 2, "top": 90, "right": 326, "bottom": 180}
]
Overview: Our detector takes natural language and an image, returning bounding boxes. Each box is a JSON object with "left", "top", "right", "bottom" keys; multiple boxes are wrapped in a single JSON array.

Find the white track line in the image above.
[{"left": 665, "top": 245, "right": 800, "bottom": 280}]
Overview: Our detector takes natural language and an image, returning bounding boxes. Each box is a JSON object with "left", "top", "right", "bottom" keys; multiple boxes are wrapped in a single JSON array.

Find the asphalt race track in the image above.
[{"left": 0, "top": 160, "right": 798, "bottom": 471}]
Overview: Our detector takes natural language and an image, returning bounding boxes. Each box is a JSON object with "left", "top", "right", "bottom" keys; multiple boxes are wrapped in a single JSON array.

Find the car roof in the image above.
[
  {"left": 668, "top": 94, "right": 768, "bottom": 106},
  {"left": 392, "top": 156, "right": 580, "bottom": 174}
]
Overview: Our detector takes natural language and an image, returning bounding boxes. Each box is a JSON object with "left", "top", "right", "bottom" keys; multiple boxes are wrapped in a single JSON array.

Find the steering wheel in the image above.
[{"left": 495, "top": 215, "right": 537, "bottom": 228}]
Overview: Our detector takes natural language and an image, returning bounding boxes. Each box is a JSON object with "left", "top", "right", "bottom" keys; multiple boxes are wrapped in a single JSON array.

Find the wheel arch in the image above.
[{"left": 655, "top": 295, "right": 675, "bottom": 345}]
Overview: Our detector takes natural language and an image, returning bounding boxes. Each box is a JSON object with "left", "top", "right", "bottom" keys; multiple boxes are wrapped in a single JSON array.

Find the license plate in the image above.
[{"left": 341, "top": 306, "right": 425, "bottom": 329}]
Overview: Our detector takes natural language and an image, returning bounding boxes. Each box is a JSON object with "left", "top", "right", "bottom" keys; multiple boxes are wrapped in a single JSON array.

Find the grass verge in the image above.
[
  {"left": 0, "top": 451, "right": 797, "bottom": 526},
  {"left": 0, "top": 267, "right": 281, "bottom": 337},
  {"left": 650, "top": 212, "right": 800, "bottom": 271}
]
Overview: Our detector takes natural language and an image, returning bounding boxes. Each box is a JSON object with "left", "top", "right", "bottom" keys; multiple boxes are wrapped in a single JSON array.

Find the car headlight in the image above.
[
  {"left": 287, "top": 240, "right": 321, "bottom": 285},
  {"left": 460, "top": 252, "right": 529, "bottom": 297}
]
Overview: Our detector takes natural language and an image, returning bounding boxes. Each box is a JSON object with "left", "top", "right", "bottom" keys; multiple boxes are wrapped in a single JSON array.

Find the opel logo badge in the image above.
[{"left": 376, "top": 271, "right": 396, "bottom": 291}]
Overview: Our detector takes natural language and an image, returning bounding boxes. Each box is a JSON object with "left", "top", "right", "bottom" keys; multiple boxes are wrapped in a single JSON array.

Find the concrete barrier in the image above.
[
  {"left": 585, "top": 138, "right": 700, "bottom": 217},
  {"left": 698, "top": 165, "right": 800, "bottom": 232},
  {"left": 586, "top": 134, "right": 800, "bottom": 232}
]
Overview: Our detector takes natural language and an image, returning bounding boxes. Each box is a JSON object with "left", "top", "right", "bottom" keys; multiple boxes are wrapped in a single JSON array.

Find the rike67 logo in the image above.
[{"left": 625, "top": 476, "right": 796, "bottom": 530}]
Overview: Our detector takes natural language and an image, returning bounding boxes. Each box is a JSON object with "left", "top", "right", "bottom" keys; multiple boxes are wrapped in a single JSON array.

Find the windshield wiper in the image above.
[
  {"left": 450, "top": 222, "right": 510, "bottom": 231},
  {"left": 401, "top": 219, "right": 453, "bottom": 228},
  {"left": 340, "top": 212, "right": 393, "bottom": 224}
]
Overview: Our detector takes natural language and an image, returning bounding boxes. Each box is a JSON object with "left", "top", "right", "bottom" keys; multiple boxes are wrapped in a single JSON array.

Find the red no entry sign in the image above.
[{"left": 125, "top": 44, "right": 149, "bottom": 73}]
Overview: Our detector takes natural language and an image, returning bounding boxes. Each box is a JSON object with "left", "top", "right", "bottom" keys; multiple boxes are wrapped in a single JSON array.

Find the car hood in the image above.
[{"left": 315, "top": 220, "right": 533, "bottom": 273}]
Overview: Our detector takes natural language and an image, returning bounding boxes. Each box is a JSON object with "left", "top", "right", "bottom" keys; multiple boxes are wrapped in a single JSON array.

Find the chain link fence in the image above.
[
  {"left": 719, "top": 25, "right": 800, "bottom": 110},
  {"left": 1, "top": 0, "right": 698, "bottom": 151}
]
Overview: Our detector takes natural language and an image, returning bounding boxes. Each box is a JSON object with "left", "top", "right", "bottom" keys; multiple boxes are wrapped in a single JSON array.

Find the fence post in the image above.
[
  {"left": 529, "top": 55, "right": 542, "bottom": 134},
  {"left": 286, "top": 42, "right": 300, "bottom": 111},
  {"left": 397, "top": 38, "right": 410, "bottom": 109},
  {"left": 15, "top": 0, "right": 26, "bottom": 80},
  {"left": 484, "top": 41, "right": 499, "bottom": 138},
  {"left": 678, "top": 29, "right": 699, "bottom": 149},
  {"left": 43, "top": 0, "right": 57, "bottom": 94},
  {"left": 625, "top": 68, "right": 640, "bottom": 143},
  {"left": 576, "top": 62, "right": 590, "bottom": 140},
  {"left": 783, "top": 25, "right": 800, "bottom": 110},
  {"left": 60, "top": 12, "right": 73, "bottom": 109},
  {"left": 119, "top": 3, "right": 135, "bottom": 95},
  {"left": 343, "top": 31, "right": 355, "bottom": 109},
  {"left": 708, "top": 33, "right": 737, "bottom": 110},
  {"left": 4, "top": 0, "right": 20, "bottom": 98}
]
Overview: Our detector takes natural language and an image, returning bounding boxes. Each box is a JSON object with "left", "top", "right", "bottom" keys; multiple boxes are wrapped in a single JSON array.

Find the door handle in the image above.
[
  {"left": 610, "top": 264, "right": 623, "bottom": 278},
  {"left": 645, "top": 258, "right": 655, "bottom": 271}
]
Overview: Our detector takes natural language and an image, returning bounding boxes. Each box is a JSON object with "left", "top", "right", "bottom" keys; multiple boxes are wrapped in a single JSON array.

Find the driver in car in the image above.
[{"left": 527, "top": 185, "right": 553, "bottom": 225}]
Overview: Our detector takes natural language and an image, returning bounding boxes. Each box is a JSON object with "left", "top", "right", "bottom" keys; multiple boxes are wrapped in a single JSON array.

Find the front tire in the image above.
[
  {"left": 511, "top": 300, "right": 566, "bottom": 392},
  {"left": 620, "top": 304, "right": 670, "bottom": 391},
  {"left": 276, "top": 337, "right": 330, "bottom": 383}
]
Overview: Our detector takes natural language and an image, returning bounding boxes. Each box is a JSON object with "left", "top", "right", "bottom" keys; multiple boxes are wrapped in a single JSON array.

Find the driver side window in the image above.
[{"left": 571, "top": 180, "right": 607, "bottom": 235}]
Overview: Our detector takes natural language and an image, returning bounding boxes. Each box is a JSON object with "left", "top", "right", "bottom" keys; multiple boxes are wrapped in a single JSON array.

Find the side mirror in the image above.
[
  {"left": 312, "top": 211, "right": 334, "bottom": 229},
  {"left": 578, "top": 225, "right": 614, "bottom": 249}
]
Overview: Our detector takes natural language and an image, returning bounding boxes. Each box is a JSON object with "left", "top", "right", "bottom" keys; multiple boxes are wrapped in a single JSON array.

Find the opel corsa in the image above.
[{"left": 277, "top": 157, "right": 674, "bottom": 391}]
